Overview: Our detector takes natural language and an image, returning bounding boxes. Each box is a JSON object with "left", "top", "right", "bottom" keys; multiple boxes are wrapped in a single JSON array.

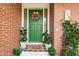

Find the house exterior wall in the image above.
[
  {"left": 53, "top": 3, "right": 79, "bottom": 55},
  {"left": 0, "top": 3, "right": 79, "bottom": 56},
  {"left": 0, "top": 4, "right": 21, "bottom": 56}
]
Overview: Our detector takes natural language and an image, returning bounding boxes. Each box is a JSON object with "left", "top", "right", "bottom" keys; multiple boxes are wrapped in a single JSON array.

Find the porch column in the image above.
[
  {"left": 49, "top": 3, "right": 54, "bottom": 47},
  {"left": 0, "top": 4, "right": 21, "bottom": 56}
]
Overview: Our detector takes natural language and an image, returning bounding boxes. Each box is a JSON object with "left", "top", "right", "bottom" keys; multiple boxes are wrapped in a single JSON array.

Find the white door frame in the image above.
[{"left": 26, "top": 8, "right": 46, "bottom": 44}]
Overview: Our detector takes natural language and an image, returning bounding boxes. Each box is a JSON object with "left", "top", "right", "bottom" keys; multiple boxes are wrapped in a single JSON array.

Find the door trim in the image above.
[{"left": 27, "top": 8, "right": 46, "bottom": 44}]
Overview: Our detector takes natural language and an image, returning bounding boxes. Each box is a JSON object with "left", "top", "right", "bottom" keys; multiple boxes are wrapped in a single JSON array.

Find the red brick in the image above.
[{"left": 0, "top": 3, "right": 21, "bottom": 56}]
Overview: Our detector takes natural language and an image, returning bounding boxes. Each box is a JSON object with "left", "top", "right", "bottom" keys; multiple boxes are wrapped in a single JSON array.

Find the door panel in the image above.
[{"left": 29, "top": 9, "right": 43, "bottom": 42}]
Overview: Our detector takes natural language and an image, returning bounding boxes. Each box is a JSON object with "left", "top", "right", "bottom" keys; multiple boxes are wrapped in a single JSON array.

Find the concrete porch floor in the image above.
[{"left": 20, "top": 43, "right": 48, "bottom": 56}]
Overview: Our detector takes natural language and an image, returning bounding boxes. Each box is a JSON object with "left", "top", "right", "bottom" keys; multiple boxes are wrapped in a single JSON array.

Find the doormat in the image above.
[{"left": 26, "top": 44, "right": 46, "bottom": 52}]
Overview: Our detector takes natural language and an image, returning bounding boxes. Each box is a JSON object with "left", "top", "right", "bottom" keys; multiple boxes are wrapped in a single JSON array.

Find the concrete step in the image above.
[{"left": 20, "top": 51, "right": 48, "bottom": 56}]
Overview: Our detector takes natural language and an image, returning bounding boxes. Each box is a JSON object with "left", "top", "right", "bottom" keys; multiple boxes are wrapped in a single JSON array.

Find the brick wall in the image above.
[
  {"left": 53, "top": 3, "right": 79, "bottom": 55},
  {"left": 54, "top": 4, "right": 64, "bottom": 55},
  {"left": 0, "top": 4, "right": 21, "bottom": 56}
]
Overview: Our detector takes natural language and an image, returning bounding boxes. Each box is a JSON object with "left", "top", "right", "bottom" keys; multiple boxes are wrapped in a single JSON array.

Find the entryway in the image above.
[
  {"left": 26, "top": 9, "right": 46, "bottom": 52},
  {"left": 21, "top": 3, "right": 49, "bottom": 56}
]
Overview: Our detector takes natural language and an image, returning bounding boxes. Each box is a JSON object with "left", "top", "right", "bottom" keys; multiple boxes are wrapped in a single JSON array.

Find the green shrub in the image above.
[
  {"left": 62, "top": 20, "right": 79, "bottom": 56},
  {"left": 48, "top": 47, "right": 56, "bottom": 56},
  {"left": 63, "top": 46, "right": 76, "bottom": 56},
  {"left": 13, "top": 48, "right": 22, "bottom": 56}
]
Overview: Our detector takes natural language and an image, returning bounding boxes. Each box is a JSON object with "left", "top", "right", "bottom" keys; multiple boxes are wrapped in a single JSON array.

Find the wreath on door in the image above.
[{"left": 32, "top": 11, "right": 40, "bottom": 21}]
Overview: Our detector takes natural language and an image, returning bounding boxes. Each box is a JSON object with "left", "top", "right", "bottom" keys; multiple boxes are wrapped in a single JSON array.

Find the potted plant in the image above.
[
  {"left": 13, "top": 48, "right": 22, "bottom": 56},
  {"left": 20, "top": 27, "right": 27, "bottom": 49},
  {"left": 42, "top": 30, "right": 52, "bottom": 50},
  {"left": 48, "top": 47, "right": 56, "bottom": 56}
]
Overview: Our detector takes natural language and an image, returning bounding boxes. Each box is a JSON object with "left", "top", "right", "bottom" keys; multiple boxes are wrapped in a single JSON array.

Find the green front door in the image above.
[{"left": 28, "top": 9, "right": 43, "bottom": 42}]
